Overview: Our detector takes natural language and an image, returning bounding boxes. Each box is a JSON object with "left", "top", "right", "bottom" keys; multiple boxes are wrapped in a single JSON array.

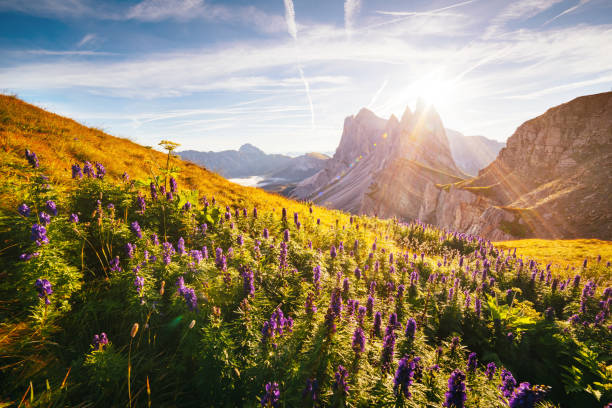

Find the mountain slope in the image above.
[
  {"left": 420, "top": 92, "right": 612, "bottom": 240},
  {"left": 445, "top": 129, "right": 505, "bottom": 176},
  {"left": 0, "top": 94, "right": 338, "bottom": 224}
]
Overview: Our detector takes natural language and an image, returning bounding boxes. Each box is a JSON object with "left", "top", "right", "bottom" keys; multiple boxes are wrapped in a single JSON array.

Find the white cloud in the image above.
[{"left": 485, "top": 0, "right": 564, "bottom": 37}]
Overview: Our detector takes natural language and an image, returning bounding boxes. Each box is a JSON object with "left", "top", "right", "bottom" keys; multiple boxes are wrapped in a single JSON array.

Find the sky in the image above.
[{"left": 0, "top": 0, "right": 611, "bottom": 154}]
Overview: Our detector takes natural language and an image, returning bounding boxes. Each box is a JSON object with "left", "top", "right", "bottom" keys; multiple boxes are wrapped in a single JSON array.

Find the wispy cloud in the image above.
[
  {"left": 283, "top": 0, "right": 315, "bottom": 128},
  {"left": 24, "top": 49, "right": 115, "bottom": 56},
  {"left": 544, "top": 0, "right": 591, "bottom": 25},
  {"left": 77, "top": 33, "right": 97, "bottom": 48},
  {"left": 485, "top": 0, "right": 564, "bottom": 37},
  {"left": 376, "top": 0, "right": 476, "bottom": 16},
  {"left": 344, "top": 0, "right": 361, "bottom": 37}
]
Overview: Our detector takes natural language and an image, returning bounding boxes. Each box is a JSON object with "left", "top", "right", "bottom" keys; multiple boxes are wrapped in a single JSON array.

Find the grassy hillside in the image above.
[
  {"left": 0, "top": 95, "right": 610, "bottom": 407},
  {"left": 494, "top": 239, "right": 612, "bottom": 276},
  {"left": 0, "top": 94, "right": 350, "bottom": 230}
]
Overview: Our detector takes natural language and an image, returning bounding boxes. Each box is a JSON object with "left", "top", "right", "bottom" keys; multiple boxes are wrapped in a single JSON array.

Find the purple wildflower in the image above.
[
  {"left": 134, "top": 276, "right": 144, "bottom": 295},
  {"left": 260, "top": 382, "right": 280, "bottom": 407},
  {"left": 25, "top": 149, "right": 39, "bottom": 168},
  {"left": 109, "top": 256, "right": 121, "bottom": 272},
  {"left": 394, "top": 356, "right": 418, "bottom": 398},
  {"left": 500, "top": 368, "right": 517, "bottom": 398},
  {"left": 333, "top": 365, "right": 349, "bottom": 395},
  {"left": 381, "top": 331, "right": 396, "bottom": 373},
  {"left": 18, "top": 203, "right": 30, "bottom": 217},
  {"left": 352, "top": 327, "right": 366, "bottom": 354},
  {"left": 130, "top": 221, "right": 142, "bottom": 239},
  {"left": 69, "top": 213, "right": 79, "bottom": 223},
  {"left": 31, "top": 223, "right": 49, "bottom": 245},
  {"left": 509, "top": 382, "right": 548, "bottom": 408},
  {"left": 485, "top": 362, "right": 496, "bottom": 380},
  {"left": 444, "top": 369, "right": 467, "bottom": 408},
  {"left": 92, "top": 332, "right": 109, "bottom": 351},
  {"left": 467, "top": 352, "right": 478, "bottom": 373},
  {"left": 405, "top": 318, "right": 417, "bottom": 341},
  {"left": 35, "top": 279, "right": 53, "bottom": 304}
]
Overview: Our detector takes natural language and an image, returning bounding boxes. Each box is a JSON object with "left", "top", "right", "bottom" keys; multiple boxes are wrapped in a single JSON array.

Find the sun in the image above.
[{"left": 407, "top": 71, "right": 457, "bottom": 110}]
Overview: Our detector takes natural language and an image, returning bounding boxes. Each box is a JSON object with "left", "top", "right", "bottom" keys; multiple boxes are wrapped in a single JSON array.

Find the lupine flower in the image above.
[
  {"left": 166, "top": 191, "right": 173, "bottom": 201},
  {"left": 394, "top": 356, "right": 418, "bottom": 398},
  {"left": 19, "top": 252, "right": 39, "bottom": 261},
  {"left": 281, "top": 207, "right": 287, "bottom": 220},
  {"left": 237, "top": 235, "right": 244, "bottom": 246},
  {"left": 381, "top": 331, "right": 396, "bottom": 373},
  {"left": 71, "top": 163, "right": 83, "bottom": 179},
  {"left": 260, "top": 382, "right": 280, "bottom": 407},
  {"left": 342, "top": 277, "right": 350, "bottom": 296},
  {"left": 83, "top": 161, "right": 94, "bottom": 177},
  {"left": 242, "top": 267, "right": 255, "bottom": 297},
  {"left": 39, "top": 211, "right": 51, "bottom": 225},
  {"left": 354, "top": 267, "right": 361, "bottom": 280},
  {"left": 150, "top": 182, "right": 158, "bottom": 200},
  {"left": 44, "top": 201, "right": 57, "bottom": 216},
  {"left": 508, "top": 382, "right": 548, "bottom": 408},
  {"left": 176, "top": 276, "right": 198, "bottom": 311},
  {"left": 177, "top": 237, "right": 186, "bottom": 255},
  {"left": 544, "top": 307, "right": 555, "bottom": 321},
  {"left": 18, "top": 203, "right": 30, "bottom": 217},
  {"left": 169, "top": 177, "right": 178, "bottom": 193},
  {"left": 475, "top": 298, "right": 481, "bottom": 318},
  {"left": 467, "top": 352, "right": 478, "bottom": 373},
  {"left": 151, "top": 233, "right": 159, "bottom": 246},
  {"left": 261, "top": 307, "right": 293, "bottom": 342},
  {"left": 122, "top": 171, "right": 130, "bottom": 182},
  {"left": 330, "top": 288, "right": 342, "bottom": 317},
  {"left": 500, "top": 369, "right": 517, "bottom": 398},
  {"left": 215, "top": 247, "right": 227, "bottom": 271},
  {"left": 92, "top": 332, "right": 109, "bottom": 351},
  {"left": 330, "top": 245, "right": 337, "bottom": 259},
  {"left": 25, "top": 149, "right": 39, "bottom": 168},
  {"left": 125, "top": 242, "right": 135, "bottom": 258},
  {"left": 134, "top": 276, "right": 144, "bottom": 295},
  {"left": 131, "top": 221, "right": 142, "bottom": 239},
  {"left": 485, "top": 362, "right": 496, "bottom": 380},
  {"left": 388, "top": 313, "right": 401, "bottom": 330},
  {"left": 31, "top": 223, "right": 49, "bottom": 245},
  {"left": 162, "top": 242, "right": 175, "bottom": 265},
  {"left": 278, "top": 242, "right": 288, "bottom": 270},
  {"left": 69, "top": 213, "right": 79, "bottom": 223},
  {"left": 35, "top": 279, "right": 53, "bottom": 304},
  {"left": 182, "top": 201, "right": 192, "bottom": 211},
  {"left": 405, "top": 318, "right": 417, "bottom": 341},
  {"left": 444, "top": 369, "right": 467, "bottom": 408},
  {"left": 109, "top": 256, "right": 121, "bottom": 272},
  {"left": 302, "top": 378, "right": 318, "bottom": 402},
  {"left": 312, "top": 265, "right": 321, "bottom": 292},
  {"left": 135, "top": 195, "right": 146, "bottom": 214},
  {"left": 94, "top": 162, "right": 105, "bottom": 178},
  {"left": 305, "top": 292, "right": 317, "bottom": 315},
  {"left": 367, "top": 295, "right": 374, "bottom": 316},
  {"left": 333, "top": 365, "right": 349, "bottom": 395},
  {"left": 352, "top": 327, "right": 366, "bottom": 354},
  {"left": 263, "top": 228, "right": 269, "bottom": 239}
]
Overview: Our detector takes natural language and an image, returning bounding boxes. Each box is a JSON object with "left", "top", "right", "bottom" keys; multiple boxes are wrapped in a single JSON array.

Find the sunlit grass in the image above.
[{"left": 494, "top": 239, "right": 612, "bottom": 277}]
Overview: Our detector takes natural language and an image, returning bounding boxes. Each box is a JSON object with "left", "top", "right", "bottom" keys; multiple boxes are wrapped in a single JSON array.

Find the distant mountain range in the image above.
[
  {"left": 445, "top": 129, "right": 505, "bottom": 176},
  {"left": 178, "top": 144, "right": 329, "bottom": 193},
  {"left": 178, "top": 128, "right": 503, "bottom": 193}
]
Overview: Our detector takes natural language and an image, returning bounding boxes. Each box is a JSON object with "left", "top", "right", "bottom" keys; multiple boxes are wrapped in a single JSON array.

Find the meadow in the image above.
[{"left": 0, "top": 95, "right": 610, "bottom": 407}]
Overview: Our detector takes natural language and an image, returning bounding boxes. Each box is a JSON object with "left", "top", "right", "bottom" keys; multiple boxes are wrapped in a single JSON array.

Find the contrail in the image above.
[
  {"left": 283, "top": 0, "right": 315, "bottom": 129},
  {"left": 367, "top": 79, "right": 388, "bottom": 109},
  {"left": 344, "top": 0, "right": 361, "bottom": 38}
]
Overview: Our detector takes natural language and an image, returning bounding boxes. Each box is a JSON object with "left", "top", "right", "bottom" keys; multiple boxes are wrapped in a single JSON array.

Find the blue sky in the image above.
[{"left": 1, "top": 0, "right": 611, "bottom": 154}]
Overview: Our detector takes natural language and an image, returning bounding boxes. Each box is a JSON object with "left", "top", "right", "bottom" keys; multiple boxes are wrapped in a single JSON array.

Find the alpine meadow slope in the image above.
[{"left": 0, "top": 94, "right": 610, "bottom": 407}]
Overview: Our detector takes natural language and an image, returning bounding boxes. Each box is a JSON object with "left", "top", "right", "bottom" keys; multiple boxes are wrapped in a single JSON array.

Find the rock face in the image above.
[
  {"left": 178, "top": 143, "right": 329, "bottom": 184},
  {"left": 292, "top": 101, "right": 465, "bottom": 219},
  {"left": 420, "top": 92, "right": 612, "bottom": 240},
  {"left": 445, "top": 129, "right": 505, "bottom": 176}
]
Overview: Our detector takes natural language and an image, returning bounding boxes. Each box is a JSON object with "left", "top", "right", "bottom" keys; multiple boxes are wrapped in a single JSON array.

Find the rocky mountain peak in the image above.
[{"left": 239, "top": 143, "right": 265, "bottom": 155}]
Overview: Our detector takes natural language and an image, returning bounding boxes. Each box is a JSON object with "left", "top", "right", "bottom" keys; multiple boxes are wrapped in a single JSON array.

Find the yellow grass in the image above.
[
  {"left": 0, "top": 94, "right": 362, "bottom": 231},
  {"left": 494, "top": 239, "right": 612, "bottom": 275}
]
